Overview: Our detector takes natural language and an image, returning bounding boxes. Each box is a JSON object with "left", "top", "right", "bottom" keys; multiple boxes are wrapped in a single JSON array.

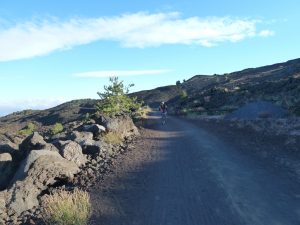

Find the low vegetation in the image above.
[
  {"left": 180, "top": 90, "right": 188, "bottom": 99},
  {"left": 12, "top": 109, "right": 38, "bottom": 116},
  {"left": 132, "top": 105, "right": 151, "bottom": 119},
  {"left": 51, "top": 123, "right": 64, "bottom": 135},
  {"left": 18, "top": 122, "right": 35, "bottom": 136},
  {"left": 84, "top": 113, "right": 91, "bottom": 122},
  {"left": 103, "top": 131, "right": 123, "bottom": 145},
  {"left": 42, "top": 189, "right": 91, "bottom": 225}
]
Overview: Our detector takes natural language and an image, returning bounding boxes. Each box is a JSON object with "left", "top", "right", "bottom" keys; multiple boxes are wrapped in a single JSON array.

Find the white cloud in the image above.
[
  {"left": 73, "top": 69, "right": 171, "bottom": 77},
  {"left": 258, "top": 30, "right": 274, "bottom": 37},
  {"left": 0, "top": 12, "right": 274, "bottom": 61}
]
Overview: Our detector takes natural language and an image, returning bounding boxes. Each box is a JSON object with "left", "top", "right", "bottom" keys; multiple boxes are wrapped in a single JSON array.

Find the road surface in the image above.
[{"left": 89, "top": 113, "right": 300, "bottom": 225}]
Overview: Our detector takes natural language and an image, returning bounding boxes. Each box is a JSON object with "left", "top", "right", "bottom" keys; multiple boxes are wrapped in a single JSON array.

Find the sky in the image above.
[{"left": 0, "top": 0, "right": 299, "bottom": 116}]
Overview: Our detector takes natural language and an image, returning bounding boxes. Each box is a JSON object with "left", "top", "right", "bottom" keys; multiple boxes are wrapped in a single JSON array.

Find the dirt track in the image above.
[{"left": 89, "top": 112, "right": 300, "bottom": 225}]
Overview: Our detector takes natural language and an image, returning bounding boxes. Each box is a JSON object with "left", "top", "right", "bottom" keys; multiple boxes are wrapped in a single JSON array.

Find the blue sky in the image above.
[{"left": 0, "top": 0, "right": 299, "bottom": 115}]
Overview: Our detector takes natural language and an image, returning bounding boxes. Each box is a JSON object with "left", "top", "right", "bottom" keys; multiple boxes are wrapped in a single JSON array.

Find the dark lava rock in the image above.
[{"left": 225, "top": 101, "right": 288, "bottom": 120}]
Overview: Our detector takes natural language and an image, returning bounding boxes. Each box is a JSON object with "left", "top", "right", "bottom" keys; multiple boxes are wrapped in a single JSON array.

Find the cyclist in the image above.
[{"left": 159, "top": 101, "right": 168, "bottom": 125}]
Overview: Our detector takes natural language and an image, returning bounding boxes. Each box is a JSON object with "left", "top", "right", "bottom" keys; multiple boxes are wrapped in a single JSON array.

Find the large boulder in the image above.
[
  {"left": 6, "top": 152, "right": 79, "bottom": 217},
  {"left": 50, "top": 132, "right": 68, "bottom": 141},
  {"left": 43, "top": 143, "right": 59, "bottom": 152},
  {"left": 19, "top": 132, "right": 59, "bottom": 156},
  {"left": 11, "top": 150, "right": 62, "bottom": 183},
  {"left": 101, "top": 115, "right": 139, "bottom": 139},
  {"left": 82, "top": 124, "right": 106, "bottom": 137},
  {"left": 0, "top": 153, "right": 12, "bottom": 162},
  {"left": 70, "top": 131, "right": 93, "bottom": 145},
  {"left": 59, "top": 140, "right": 87, "bottom": 166},
  {"left": 0, "top": 136, "right": 18, "bottom": 155},
  {"left": 0, "top": 153, "right": 14, "bottom": 190},
  {"left": 19, "top": 132, "right": 46, "bottom": 151},
  {"left": 80, "top": 139, "right": 103, "bottom": 155}
]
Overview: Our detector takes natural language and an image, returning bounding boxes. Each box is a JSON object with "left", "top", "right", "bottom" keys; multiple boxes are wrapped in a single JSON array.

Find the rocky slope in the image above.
[
  {"left": 0, "top": 99, "right": 97, "bottom": 135},
  {"left": 0, "top": 112, "right": 139, "bottom": 225},
  {"left": 1, "top": 58, "right": 299, "bottom": 135},
  {"left": 133, "top": 58, "right": 300, "bottom": 116}
]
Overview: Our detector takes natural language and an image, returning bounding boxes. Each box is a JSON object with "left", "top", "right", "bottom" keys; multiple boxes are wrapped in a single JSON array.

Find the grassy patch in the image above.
[
  {"left": 18, "top": 122, "right": 35, "bottom": 136},
  {"left": 51, "top": 123, "right": 64, "bottom": 135},
  {"left": 103, "top": 132, "right": 123, "bottom": 145},
  {"left": 42, "top": 189, "right": 91, "bottom": 225}
]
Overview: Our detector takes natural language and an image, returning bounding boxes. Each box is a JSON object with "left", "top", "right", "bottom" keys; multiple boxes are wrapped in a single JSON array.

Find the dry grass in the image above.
[
  {"left": 42, "top": 189, "right": 91, "bottom": 225},
  {"left": 133, "top": 106, "right": 152, "bottom": 127},
  {"left": 103, "top": 132, "right": 123, "bottom": 145},
  {"left": 137, "top": 106, "right": 151, "bottom": 118}
]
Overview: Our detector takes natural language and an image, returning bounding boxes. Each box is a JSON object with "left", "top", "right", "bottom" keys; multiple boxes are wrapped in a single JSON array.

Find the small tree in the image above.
[
  {"left": 176, "top": 80, "right": 181, "bottom": 86},
  {"left": 96, "top": 77, "right": 142, "bottom": 115}
]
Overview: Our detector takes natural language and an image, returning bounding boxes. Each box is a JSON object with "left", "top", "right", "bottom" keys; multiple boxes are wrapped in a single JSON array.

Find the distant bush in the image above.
[
  {"left": 96, "top": 77, "right": 142, "bottom": 115},
  {"left": 103, "top": 132, "right": 123, "bottom": 145},
  {"left": 180, "top": 90, "right": 188, "bottom": 99},
  {"left": 42, "top": 189, "right": 91, "bottom": 225},
  {"left": 176, "top": 80, "right": 181, "bottom": 86},
  {"left": 51, "top": 123, "right": 64, "bottom": 135},
  {"left": 12, "top": 109, "right": 37, "bottom": 116},
  {"left": 18, "top": 122, "right": 35, "bottom": 136},
  {"left": 84, "top": 113, "right": 91, "bottom": 122}
]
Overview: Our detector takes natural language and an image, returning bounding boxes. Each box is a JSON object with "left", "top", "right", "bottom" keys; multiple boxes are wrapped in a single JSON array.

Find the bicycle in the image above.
[{"left": 161, "top": 112, "right": 167, "bottom": 125}]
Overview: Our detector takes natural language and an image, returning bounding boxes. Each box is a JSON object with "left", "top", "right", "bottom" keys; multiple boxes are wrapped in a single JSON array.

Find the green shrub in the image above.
[
  {"left": 180, "top": 90, "right": 188, "bottom": 99},
  {"left": 43, "top": 189, "right": 91, "bottom": 225},
  {"left": 51, "top": 123, "right": 64, "bottom": 135},
  {"left": 96, "top": 77, "right": 142, "bottom": 115},
  {"left": 18, "top": 122, "right": 35, "bottom": 136}
]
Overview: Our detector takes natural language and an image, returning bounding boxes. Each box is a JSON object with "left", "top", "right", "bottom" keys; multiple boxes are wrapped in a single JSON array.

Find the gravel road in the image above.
[{"left": 89, "top": 112, "right": 300, "bottom": 225}]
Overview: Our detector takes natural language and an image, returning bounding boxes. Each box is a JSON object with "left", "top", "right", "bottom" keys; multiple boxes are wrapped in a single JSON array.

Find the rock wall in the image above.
[{"left": 0, "top": 114, "right": 139, "bottom": 224}]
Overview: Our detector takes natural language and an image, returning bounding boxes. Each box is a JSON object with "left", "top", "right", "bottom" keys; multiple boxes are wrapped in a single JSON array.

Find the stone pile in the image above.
[{"left": 0, "top": 114, "right": 139, "bottom": 225}]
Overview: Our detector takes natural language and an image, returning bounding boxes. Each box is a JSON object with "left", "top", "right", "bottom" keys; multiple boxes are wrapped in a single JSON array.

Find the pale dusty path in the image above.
[{"left": 89, "top": 113, "right": 300, "bottom": 225}]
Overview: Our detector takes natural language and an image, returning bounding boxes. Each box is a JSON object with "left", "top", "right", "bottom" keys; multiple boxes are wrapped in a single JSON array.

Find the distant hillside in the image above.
[
  {"left": 0, "top": 99, "right": 97, "bottom": 135},
  {"left": 1, "top": 58, "right": 299, "bottom": 136},
  {"left": 132, "top": 58, "right": 300, "bottom": 116}
]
